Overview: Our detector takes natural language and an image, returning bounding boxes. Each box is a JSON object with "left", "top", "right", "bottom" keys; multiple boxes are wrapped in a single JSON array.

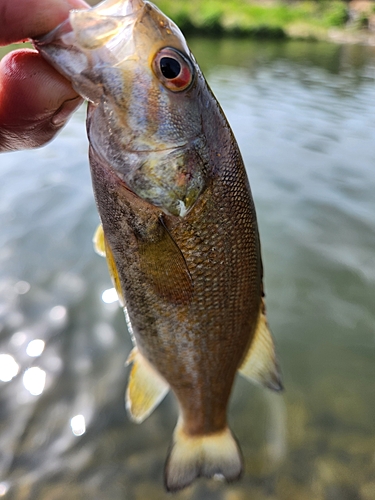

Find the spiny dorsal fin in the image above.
[
  {"left": 239, "top": 302, "right": 283, "bottom": 392},
  {"left": 138, "top": 216, "right": 193, "bottom": 304},
  {"left": 93, "top": 224, "right": 125, "bottom": 307},
  {"left": 126, "top": 348, "right": 169, "bottom": 423}
]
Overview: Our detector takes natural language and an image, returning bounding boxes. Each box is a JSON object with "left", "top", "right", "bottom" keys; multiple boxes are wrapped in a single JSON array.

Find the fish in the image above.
[{"left": 34, "top": 0, "right": 282, "bottom": 492}]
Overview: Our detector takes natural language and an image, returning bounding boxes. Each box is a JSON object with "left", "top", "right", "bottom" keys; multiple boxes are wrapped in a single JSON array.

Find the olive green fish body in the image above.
[{"left": 89, "top": 98, "right": 261, "bottom": 436}]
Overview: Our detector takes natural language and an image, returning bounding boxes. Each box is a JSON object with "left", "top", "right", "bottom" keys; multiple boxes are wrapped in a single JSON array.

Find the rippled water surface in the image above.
[{"left": 0, "top": 39, "right": 375, "bottom": 500}]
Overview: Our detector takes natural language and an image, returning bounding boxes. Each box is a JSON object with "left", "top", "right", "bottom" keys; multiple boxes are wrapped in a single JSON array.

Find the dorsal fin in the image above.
[
  {"left": 126, "top": 348, "right": 169, "bottom": 423},
  {"left": 239, "top": 301, "right": 283, "bottom": 392},
  {"left": 137, "top": 216, "right": 193, "bottom": 304},
  {"left": 93, "top": 224, "right": 125, "bottom": 307}
]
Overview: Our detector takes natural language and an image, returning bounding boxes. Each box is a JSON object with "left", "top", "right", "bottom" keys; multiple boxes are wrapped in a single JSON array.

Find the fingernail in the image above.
[{"left": 52, "top": 96, "right": 83, "bottom": 126}]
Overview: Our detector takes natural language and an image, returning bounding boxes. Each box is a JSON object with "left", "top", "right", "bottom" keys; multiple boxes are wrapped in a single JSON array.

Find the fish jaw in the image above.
[
  {"left": 33, "top": 0, "right": 144, "bottom": 103},
  {"left": 34, "top": 0, "right": 207, "bottom": 216}
]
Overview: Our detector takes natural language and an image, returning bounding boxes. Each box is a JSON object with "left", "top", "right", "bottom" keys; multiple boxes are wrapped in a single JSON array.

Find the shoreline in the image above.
[{"left": 151, "top": 0, "right": 375, "bottom": 46}]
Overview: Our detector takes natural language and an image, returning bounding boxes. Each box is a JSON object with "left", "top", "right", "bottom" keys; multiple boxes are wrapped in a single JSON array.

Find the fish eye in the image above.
[
  {"left": 160, "top": 57, "right": 181, "bottom": 79},
  {"left": 153, "top": 48, "right": 194, "bottom": 92}
]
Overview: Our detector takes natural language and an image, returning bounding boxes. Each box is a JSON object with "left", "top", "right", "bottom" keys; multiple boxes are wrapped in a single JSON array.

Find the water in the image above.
[{"left": 0, "top": 38, "right": 375, "bottom": 499}]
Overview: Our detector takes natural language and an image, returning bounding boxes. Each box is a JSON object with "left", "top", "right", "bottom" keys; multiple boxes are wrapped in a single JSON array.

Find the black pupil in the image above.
[{"left": 160, "top": 57, "right": 181, "bottom": 79}]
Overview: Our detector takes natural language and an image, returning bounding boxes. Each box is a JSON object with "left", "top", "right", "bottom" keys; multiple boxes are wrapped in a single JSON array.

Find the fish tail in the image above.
[{"left": 164, "top": 422, "right": 243, "bottom": 492}]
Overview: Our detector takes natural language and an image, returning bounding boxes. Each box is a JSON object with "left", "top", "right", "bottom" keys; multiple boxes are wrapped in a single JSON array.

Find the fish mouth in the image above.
[
  {"left": 66, "top": 0, "right": 145, "bottom": 51},
  {"left": 34, "top": 0, "right": 186, "bottom": 104},
  {"left": 78, "top": 0, "right": 145, "bottom": 18},
  {"left": 37, "top": 0, "right": 144, "bottom": 46},
  {"left": 33, "top": 0, "right": 147, "bottom": 102}
]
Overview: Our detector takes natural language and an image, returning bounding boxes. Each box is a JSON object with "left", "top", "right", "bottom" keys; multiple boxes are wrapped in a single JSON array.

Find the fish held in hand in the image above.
[{"left": 35, "top": 0, "right": 282, "bottom": 492}]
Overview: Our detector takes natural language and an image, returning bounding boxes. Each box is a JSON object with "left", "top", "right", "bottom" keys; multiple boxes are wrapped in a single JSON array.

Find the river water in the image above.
[{"left": 0, "top": 38, "right": 374, "bottom": 500}]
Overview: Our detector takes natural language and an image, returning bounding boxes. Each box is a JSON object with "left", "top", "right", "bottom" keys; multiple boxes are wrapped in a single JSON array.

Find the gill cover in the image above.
[{"left": 35, "top": 0, "right": 207, "bottom": 217}]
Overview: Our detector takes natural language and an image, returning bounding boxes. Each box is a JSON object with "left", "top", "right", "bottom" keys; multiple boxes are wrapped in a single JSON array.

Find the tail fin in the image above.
[{"left": 164, "top": 424, "right": 243, "bottom": 492}]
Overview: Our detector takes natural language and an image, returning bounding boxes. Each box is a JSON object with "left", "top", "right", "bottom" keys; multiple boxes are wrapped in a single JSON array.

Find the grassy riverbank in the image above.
[{"left": 152, "top": 0, "right": 370, "bottom": 41}]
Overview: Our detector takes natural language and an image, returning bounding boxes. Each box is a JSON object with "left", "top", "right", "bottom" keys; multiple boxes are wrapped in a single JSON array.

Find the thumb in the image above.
[{"left": 0, "top": 49, "right": 83, "bottom": 152}]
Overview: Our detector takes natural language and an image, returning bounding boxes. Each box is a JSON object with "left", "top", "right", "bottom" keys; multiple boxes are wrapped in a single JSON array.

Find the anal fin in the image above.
[
  {"left": 239, "top": 301, "right": 283, "bottom": 392},
  {"left": 126, "top": 348, "right": 169, "bottom": 423}
]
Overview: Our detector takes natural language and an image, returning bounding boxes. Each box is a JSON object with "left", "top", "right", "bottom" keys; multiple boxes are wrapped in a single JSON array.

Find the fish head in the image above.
[{"left": 35, "top": 0, "right": 210, "bottom": 216}]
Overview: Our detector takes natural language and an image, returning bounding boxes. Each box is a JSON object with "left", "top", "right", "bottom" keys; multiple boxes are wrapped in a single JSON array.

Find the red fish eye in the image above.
[{"left": 153, "top": 48, "right": 194, "bottom": 92}]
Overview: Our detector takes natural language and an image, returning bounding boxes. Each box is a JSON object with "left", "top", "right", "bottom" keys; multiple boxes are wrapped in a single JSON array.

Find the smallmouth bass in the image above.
[{"left": 35, "top": 0, "right": 282, "bottom": 491}]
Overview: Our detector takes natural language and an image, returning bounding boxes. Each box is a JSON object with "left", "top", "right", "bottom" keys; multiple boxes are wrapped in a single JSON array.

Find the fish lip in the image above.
[
  {"left": 33, "top": 18, "right": 72, "bottom": 46},
  {"left": 33, "top": 0, "right": 144, "bottom": 61}
]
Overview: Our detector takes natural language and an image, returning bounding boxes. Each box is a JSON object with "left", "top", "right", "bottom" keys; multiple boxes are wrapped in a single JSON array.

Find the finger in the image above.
[
  {"left": 0, "top": 0, "right": 89, "bottom": 45},
  {"left": 0, "top": 49, "right": 83, "bottom": 152}
]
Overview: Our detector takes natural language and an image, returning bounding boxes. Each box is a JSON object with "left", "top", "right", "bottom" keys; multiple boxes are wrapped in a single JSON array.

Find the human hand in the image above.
[{"left": 0, "top": 0, "right": 89, "bottom": 152}]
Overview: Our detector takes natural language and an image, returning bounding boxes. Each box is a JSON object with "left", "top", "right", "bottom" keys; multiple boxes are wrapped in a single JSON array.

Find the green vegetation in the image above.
[{"left": 152, "top": 0, "right": 351, "bottom": 40}]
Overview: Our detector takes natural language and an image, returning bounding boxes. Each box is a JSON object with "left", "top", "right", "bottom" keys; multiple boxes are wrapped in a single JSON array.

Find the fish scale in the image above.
[{"left": 34, "top": 0, "right": 282, "bottom": 491}]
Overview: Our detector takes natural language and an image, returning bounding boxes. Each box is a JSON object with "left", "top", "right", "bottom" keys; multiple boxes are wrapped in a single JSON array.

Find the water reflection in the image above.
[
  {"left": 70, "top": 414, "right": 86, "bottom": 437},
  {"left": 23, "top": 367, "right": 46, "bottom": 396},
  {"left": 14, "top": 281, "right": 30, "bottom": 295},
  {"left": 48, "top": 305, "right": 67, "bottom": 324},
  {"left": 101, "top": 287, "right": 118, "bottom": 304},
  {"left": 0, "top": 354, "right": 19, "bottom": 382},
  {"left": 10, "top": 331, "right": 27, "bottom": 347},
  {"left": 0, "top": 483, "right": 9, "bottom": 497},
  {"left": 26, "top": 339, "right": 45, "bottom": 357}
]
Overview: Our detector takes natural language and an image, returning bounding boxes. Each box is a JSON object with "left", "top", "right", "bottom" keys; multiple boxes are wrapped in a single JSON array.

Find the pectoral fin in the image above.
[
  {"left": 126, "top": 348, "right": 169, "bottom": 423},
  {"left": 138, "top": 216, "right": 193, "bottom": 304},
  {"left": 93, "top": 224, "right": 125, "bottom": 307},
  {"left": 239, "top": 302, "right": 283, "bottom": 391}
]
